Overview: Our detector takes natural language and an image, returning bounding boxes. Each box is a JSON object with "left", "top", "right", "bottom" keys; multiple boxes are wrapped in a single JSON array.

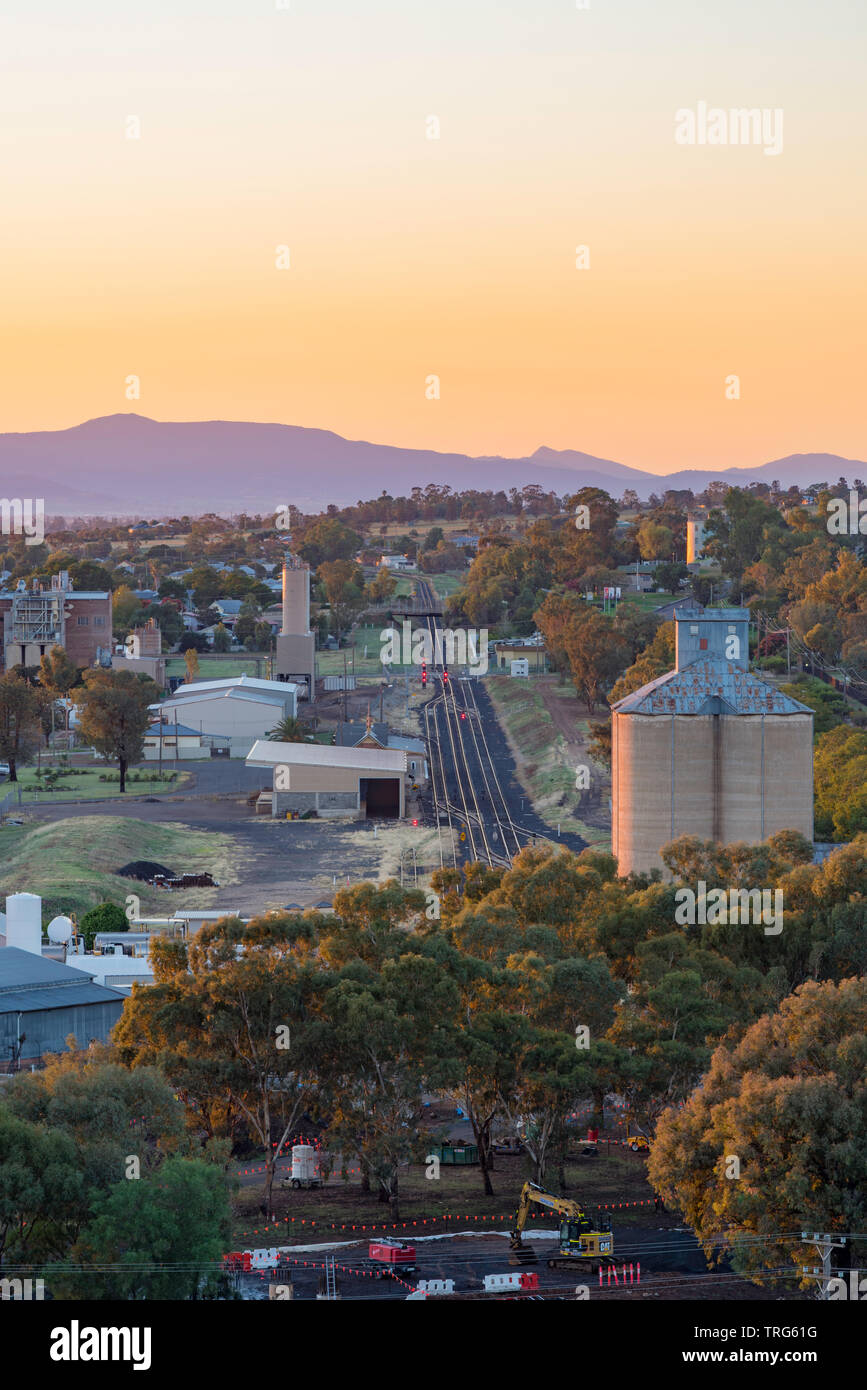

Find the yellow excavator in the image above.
[{"left": 509, "top": 1180, "right": 614, "bottom": 1270}]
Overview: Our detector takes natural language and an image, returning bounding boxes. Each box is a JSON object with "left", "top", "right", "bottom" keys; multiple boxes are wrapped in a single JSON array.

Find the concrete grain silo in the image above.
[{"left": 611, "top": 607, "right": 814, "bottom": 876}]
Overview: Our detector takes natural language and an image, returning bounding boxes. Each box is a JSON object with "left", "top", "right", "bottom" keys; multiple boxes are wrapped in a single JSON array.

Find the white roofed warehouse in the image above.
[
  {"left": 151, "top": 674, "right": 301, "bottom": 757},
  {"left": 246, "top": 740, "right": 408, "bottom": 820}
]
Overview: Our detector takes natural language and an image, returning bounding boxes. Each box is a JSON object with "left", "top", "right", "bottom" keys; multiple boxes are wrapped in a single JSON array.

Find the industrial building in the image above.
[
  {"left": 150, "top": 674, "right": 300, "bottom": 756},
  {"left": 492, "top": 637, "right": 547, "bottom": 674},
  {"left": 611, "top": 605, "right": 814, "bottom": 876},
  {"left": 0, "top": 895, "right": 126, "bottom": 1071},
  {"left": 0, "top": 573, "right": 112, "bottom": 673},
  {"left": 247, "top": 739, "right": 408, "bottom": 819},
  {"left": 273, "top": 556, "right": 316, "bottom": 699}
]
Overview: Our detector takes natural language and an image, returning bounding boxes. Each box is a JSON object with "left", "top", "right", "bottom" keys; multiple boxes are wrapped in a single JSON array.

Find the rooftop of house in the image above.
[
  {"left": 145, "top": 721, "right": 202, "bottom": 738},
  {"left": 334, "top": 720, "right": 389, "bottom": 747},
  {"left": 387, "top": 734, "right": 426, "bottom": 754}
]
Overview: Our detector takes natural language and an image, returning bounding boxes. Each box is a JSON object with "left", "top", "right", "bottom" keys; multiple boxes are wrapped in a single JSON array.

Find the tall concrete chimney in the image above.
[
  {"left": 275, "top": 556, "right": 316, "bottom": 698},
  {"left": 281, "top": 559, "right": 310, "bottom": 636}
]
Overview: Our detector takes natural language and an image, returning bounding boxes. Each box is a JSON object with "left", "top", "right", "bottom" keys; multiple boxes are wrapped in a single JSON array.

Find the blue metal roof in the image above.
[
  {"left": 612, "top": 660, "right": 814, "bottom": 716},
  {"left": 0, "top": 947, "right": 85, "bottom": 987},
  {"left": 0, "top": 983, "right": 127, "bottom": 1013},
  {"left": 0, "top": 947, "right": 127, "bottom": 1012}
]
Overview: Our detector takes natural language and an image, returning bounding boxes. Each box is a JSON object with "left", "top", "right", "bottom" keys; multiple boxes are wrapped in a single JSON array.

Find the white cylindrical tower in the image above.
[
  {"left": 6, "top": 893, "right": 43, "bottom": 954},
  {"left": 282, "top": 560, "right": 311, "bottom": 636}
]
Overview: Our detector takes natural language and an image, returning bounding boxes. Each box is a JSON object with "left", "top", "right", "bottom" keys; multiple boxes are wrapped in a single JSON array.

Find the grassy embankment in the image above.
[
  {"left": 485, "top": 677, "right": 610, "bottom": 848},
  {"left": 0, "top": 816, "right": 238, "bottom": 920}
]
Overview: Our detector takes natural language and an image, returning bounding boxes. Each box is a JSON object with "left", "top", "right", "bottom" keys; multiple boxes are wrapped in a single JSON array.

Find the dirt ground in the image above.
[
  {"left": 21, "top": 799, "right": 444, "bottom": 915},
  {"left": 535, "top": 680, "right": 611, "bottom": 841},
  {"left": 312, "top": 673, "right": 426, "bottom": 741}
]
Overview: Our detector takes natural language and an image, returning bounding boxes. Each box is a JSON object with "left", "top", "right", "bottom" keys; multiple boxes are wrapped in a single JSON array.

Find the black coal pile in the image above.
[{"left": 117, "top": 861, "right": 174, "bottom": 881}]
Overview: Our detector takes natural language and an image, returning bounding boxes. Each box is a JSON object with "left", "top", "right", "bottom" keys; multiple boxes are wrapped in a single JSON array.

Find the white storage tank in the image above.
[
  {"left": 289, "top": 1144, "right": 320, "bottom": 1189},
  {"left": 5, "top": 893, "right": 42, "bottom": 955}
]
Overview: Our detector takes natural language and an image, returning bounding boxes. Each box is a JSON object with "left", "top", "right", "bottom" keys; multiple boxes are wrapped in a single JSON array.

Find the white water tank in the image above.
[
  {"left": 290, "top": 1145, "right": 318, "bottom": 1184},
  {"left": 5, "top": 893, "right": 42, "bottom": 955},
  {"left": 47, "top": 915, "right": 74, "bottom": 945}
]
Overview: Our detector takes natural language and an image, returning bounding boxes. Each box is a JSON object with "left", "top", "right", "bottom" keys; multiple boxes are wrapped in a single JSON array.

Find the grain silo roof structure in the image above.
[{"left": 612, "top": 660, "right": 814, "bottom": 718}]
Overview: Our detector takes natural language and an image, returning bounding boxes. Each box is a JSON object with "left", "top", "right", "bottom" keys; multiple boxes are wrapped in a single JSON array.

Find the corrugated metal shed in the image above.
[
  {"left": 0, "top": 947, "right": 128, "bottom": 1066},
  {"left": 0, "top": 948, "right": 97, "bottom": 989},
  {"left": 0, "top": 983, "right": 125, "bottom": 1012},
  {"left": 612, "top": 659, "right": 814, "bottom": 717},
  {"left": 0, "top": 948, "right": 127, "bottom": 1012}
]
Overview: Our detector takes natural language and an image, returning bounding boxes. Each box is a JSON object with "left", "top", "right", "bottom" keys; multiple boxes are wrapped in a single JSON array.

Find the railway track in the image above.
[{"left": 414, "top": 580, "right": 536, "bottom": 871}]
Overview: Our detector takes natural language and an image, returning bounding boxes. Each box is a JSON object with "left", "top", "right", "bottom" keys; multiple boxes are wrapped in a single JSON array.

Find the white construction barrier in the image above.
[
  {"left": 483, "top": 1272, "right": 523, "bottom": 1292},
  {"left": 249, "top": 1248, "right": 280, "bottom": 1270}
]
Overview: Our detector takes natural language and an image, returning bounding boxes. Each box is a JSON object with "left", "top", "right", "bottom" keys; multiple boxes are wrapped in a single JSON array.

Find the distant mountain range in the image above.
[{"left": 0, "top": 414, "right": 863, "bottom": 516}]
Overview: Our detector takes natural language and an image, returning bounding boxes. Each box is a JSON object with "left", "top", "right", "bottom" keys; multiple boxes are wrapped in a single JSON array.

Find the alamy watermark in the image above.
[
  {"left": 675, "top": 103, "right": 783, "bottom": 156},
  {"left": 0, "top": 497, "right": 44, "bottom": 546},
  {"left": 827, "top": 491, "right": 867, "bottom": 535},
  {"left": 1, "top": 1276, "right": 45, "bottom": 1300},
  {"left": 380, "top": 621, "right": 488, "bottom": 676},
  {"left": 674, "top": 881, "right": 783, "bottom": 935}
]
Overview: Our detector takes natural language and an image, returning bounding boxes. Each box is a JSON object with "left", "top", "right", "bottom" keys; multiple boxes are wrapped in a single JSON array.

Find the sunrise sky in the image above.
[{"left": 1, "top": 0, "right": 864, "bottom": 472}]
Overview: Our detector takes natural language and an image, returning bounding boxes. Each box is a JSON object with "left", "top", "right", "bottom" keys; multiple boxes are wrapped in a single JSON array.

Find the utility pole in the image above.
[
  {"left": 800, "top": 1232, "right": 847, "bottom": 1299},
  {"left": 786, "top": 626, "right": 791, "bottom": 677},
  {"left": 342, "top": 651, "right": 348, "bottom": 723}
]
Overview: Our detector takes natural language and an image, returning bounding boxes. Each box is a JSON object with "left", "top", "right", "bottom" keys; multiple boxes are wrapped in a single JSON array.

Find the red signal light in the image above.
[
  {"left": 443, "top": 671, "right": 449, "bottom": 684},
  {"left": 412, "top": 818, "right": 418, "bottom": 827}
]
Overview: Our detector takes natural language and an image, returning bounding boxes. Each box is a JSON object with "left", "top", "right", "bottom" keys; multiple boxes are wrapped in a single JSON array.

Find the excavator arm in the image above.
[
  {"left": 509, "top": 1180, "right": 613, "bottom": 1267},
  {"left": 510, "top": 1181, "right": 587, "bottom": 1244}
]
